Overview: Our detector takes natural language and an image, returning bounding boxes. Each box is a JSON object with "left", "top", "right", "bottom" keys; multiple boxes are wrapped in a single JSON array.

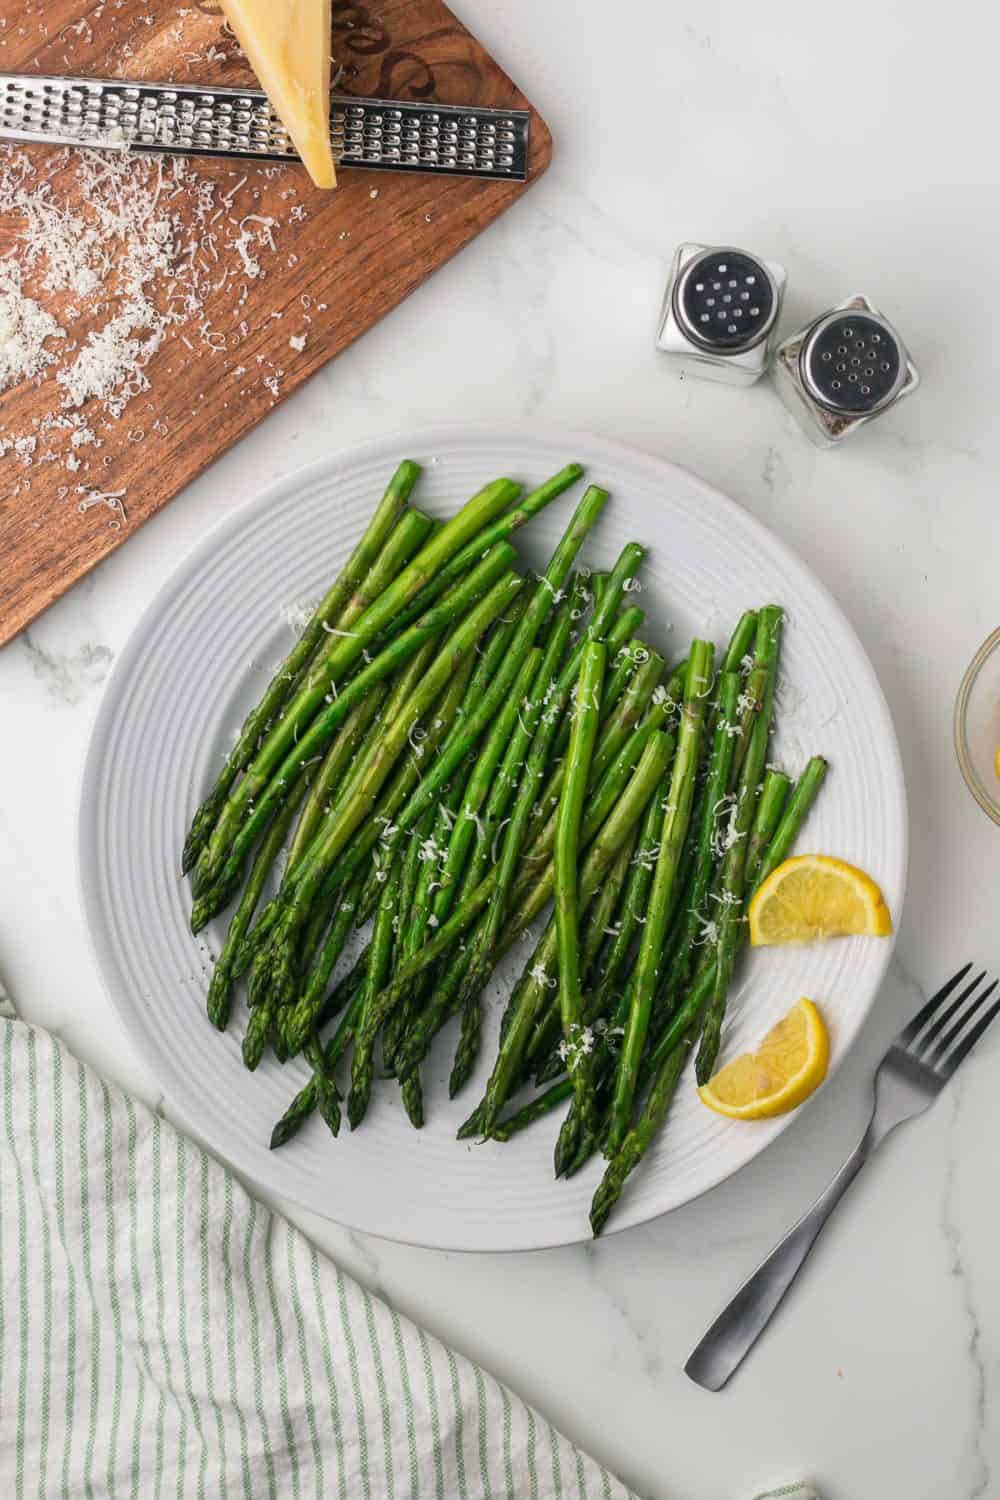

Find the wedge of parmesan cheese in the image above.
[{"left": 219, "top": 0, "right": 336, "bottom": 189}]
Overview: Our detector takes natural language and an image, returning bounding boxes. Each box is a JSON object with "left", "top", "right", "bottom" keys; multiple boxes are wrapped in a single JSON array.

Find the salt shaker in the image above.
[
  {"left": 771, "top": 293, "right": 919, "bottom": 446},
  {"left": 656, "top": 243, "right": 787, "bottom": 386}
]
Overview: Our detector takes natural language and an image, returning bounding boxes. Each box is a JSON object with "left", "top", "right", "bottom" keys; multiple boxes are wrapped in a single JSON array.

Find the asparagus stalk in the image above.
[
  {"left": 304, "top": 1032, "right": 343, "bottom": 1136},
  {"left": 504, "top": 710, "right": 672, "bottom": 939},
  {"left": 431, "top": 649, "right": 542, "bottom": 921},
  {"left": 402, "top": 598, "right": 580, "bottom": 1091},
  {"left": 387, "top": 485, "right": 614, "bottom": 843},
  {"left": 182, "top": 460, "right": 420, "bottom": 873},
  {"left": 459, "top": 584, "right": 579, "bottom": 900},
  {"left": 205, "top": 770, "right": 311, "bottom": 1032},
  {"left": 285, "top": 680, "right": 391, "bottom": 873},
  {"left": 467, "top": 730, "right": 674, "bottom": 1137},
  {"left": 590, "top": 1027, "right": 693, "bottom": 1236},
  {"left": 723, "top": 609, "right": 759, "bottom": 674},
  {"left": 695, "top": 607, "right": 783, "bottom": 1084},
  {"left": 745, "top": 769, "right": 791, "bottom": 885},
  {"left": 347, "top": 592, "right": 530, "bottom": 927},
  {"left": 576, "top": 769, "right": 669, "bottom": 1037},
  {"left": 261, "top": 573, "right": 525, "bottom": 1016},
  {"left": 653, "top": 669, "right": 741, "bottom": 1019},
  {"left": 190, "top": 545, "right": 519, "bottom": 929},
  {"left": 193, "top": 477, "right": 522, "bottom": 893},
  {"left": 269, "top": 979, "right": 367, "bottom": 1149},
  {"left": 277, "top": 872, "right": 364, "bottom": 1057},
  {"left": 580, "top": 829, "right": 637, "bottom": 984},
  {"left": 588, "top": 761, "right": 798, "bottom": 1231},
  {"left": 380, "top": 810, "right": 436, "bottom": 1071},
  {"left": 194, "top": 506, "right": 434, "bottom": 897},
  {"left": 253, "top": 648, "right": 474, "bottom": 998},
  {"left": 490, "top": 756, "right": 826, "bottom": 1153},
  {"left": 606, "top": 641, "right": 715, "bottom": 1152},
  {"left": 554, "top": 640, "right": 606, "bottom": 1138},
  {"left": 346, "top": 859, "right": 402, "bottom": 1129},
  {"left": 520, "top": 650, "right": 665, "bottom": 865},
  {"left": 383, "top": 465, "right": 585, "bottom": 638},
  {"left": 649, "top": 755, "right": 828, "bottom": 1080}
]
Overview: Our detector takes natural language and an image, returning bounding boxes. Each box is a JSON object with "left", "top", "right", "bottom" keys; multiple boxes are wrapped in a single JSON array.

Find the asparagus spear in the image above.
[
  {"left": 379, "top": 810, "right": 436, "bottom": 1072},
  {"left": 589, "top": 762, "right": 802, "bottom": 1234},
  {"left": 346, "top": 857, "right": 403, "bottom": 1129},
  {"left": 503, "top": 709, "right": 672, "bottom": 941},
  {"left": 574, "top": 769, "right": 669, "bottom": 1038},
  {"left": 400, "top": 678, "right": 652, "bottom": 1093},
  {"left": 554, "top": 640, "right": 606, "bottom": 1138},
  {"left": 724, "top": 609, "right": 759, "bottom": 674},
  {"left": 521, "top": 823, "right": 640, "bottom": 1086},
  {"left": 519, "top": 650, "right": 665, "bottom": 867},
  {"left": 590, "top": 1027, "right": 693, "bottom": 1236},
  {"left": 253, "top": 648, "right": 475, "bottom": 1000},
  {"left": 745, "top": 769, "right": 791, "bottom": 885},
  {"left": 194, "top": 506, "right": 434, "bottom": 897},
  {"left": 409, "top": 539, "right": 646, "bottom": 859},
  {"left": 466, "top": 730, "right": 674, "bottom": 1138},
  {"left": 276, "top": 872, "right": 364, "bottom": 1057},
  {"left": 459, "top": 584, "right": 579, "bottom": 900},
  {"left": 402, "top": 598, "right": 580, "bottom": 1091},
  {"left": 386, "top": 485, "right": 613, "bottom": 844},
  {"left": 205, "top": 770, "right": 311, "bottom": 1031},
  {"left": 580, "top": 829, "right": 637, "bottom": 984},
  {"left": 190, "top": 545, "right": 520, "bottom": 928},
  {"left": 383, "top": 465, "right": 585, "bottom": 638},
  {"left": 431, "top": 649, "right": 542, "bottom": 921},
  {"left": 284, "top": 680, "right": 391, "bottom": 873},
  {"left": 695, "top": 607, "right": 783, "bottom": 1084},
  {"left": 653, "top": 669, "right": 741, "bottom": 1020},
  {"left": 489, "top": 756, "right": 826, "bottom": 1153},
  {"left": 606, "top": 641, "right": 715, "bottom": 1153},
  {"left": 270, "top": 978, "right": 367, "bottom": 1149},
  {"left": 182, "top": 460, "right": 420, "bottom": 873},
  {"left": 348, "top": 592, "right": 531, "bottom": 927},
  {"left": 259, "top": 573, "right": 526, "bottom": 1015},
  {"left": 193, "top": 477, "right": 522, "bottom": 894}
]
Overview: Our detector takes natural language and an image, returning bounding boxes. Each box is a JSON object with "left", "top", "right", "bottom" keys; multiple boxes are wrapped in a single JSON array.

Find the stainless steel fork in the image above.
[{"left": 685, "top": 963, "right": 1000, "bottom": 1391}]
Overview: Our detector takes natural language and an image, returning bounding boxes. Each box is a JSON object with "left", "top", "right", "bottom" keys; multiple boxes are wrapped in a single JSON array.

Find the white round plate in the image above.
[{"left": 80, "top": 425, "right": 906, "bottom": 1250}]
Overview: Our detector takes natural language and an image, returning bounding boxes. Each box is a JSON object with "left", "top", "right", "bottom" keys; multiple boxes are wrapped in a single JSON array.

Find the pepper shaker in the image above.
[
  {"left": 771, "top": 293, "right": 919, "bottom": 446},
  {"left": 656, "top": 243, "right": 787, "bottom": 386}
]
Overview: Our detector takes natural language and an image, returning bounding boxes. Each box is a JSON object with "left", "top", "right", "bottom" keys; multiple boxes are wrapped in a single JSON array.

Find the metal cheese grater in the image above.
[
  {"left": 772, "top": 293, "right": 919, "bottom": 445},
  {"left": 656, "top": 242, "right": 787, "bottom": 386},
  {"left": 0, "top": 72, "right": 530, "bottom": 182}
]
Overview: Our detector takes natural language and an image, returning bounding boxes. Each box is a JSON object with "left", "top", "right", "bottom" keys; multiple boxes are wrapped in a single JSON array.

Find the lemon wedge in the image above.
[
  {"left": 698, "top": 998, "right": 829, "bottom": 1119},
  {"left": 748, "top": 854, "right": 892, "bottom": 946}
]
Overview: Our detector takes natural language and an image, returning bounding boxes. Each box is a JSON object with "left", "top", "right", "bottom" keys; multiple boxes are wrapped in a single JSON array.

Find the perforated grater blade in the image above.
[{"left": 0, "top": 72, "right": 530, "bottom": 182}]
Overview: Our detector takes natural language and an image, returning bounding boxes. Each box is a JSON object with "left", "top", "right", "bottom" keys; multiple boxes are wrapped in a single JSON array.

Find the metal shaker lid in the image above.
[
  {"left": 672, "top": 248, "right": 778, "bottom": 354},
  {"left": 799, "top": 310, "right": 906, "bottom": 415}
]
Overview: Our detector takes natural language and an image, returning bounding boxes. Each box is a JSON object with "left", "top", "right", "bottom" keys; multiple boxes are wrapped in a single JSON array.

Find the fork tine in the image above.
[
  {"left": 896, "top": 962, "right": 974, "bottom": 1050},
  {"left": 930, "top": 982, "right": 1000, "bottom": 1076},
  {"left": 913, "top": 970, "right": 989, "bottom": 1057}
]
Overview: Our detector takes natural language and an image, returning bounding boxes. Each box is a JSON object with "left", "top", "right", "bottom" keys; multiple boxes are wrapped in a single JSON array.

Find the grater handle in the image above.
[{"left": 0, "top": 73, "right": 531, "bottom": 182}]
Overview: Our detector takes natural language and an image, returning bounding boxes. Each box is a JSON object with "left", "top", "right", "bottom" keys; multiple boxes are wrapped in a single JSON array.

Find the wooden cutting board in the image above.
[{"left": 0, "top": 0, "right": 551, "bottom": 646}]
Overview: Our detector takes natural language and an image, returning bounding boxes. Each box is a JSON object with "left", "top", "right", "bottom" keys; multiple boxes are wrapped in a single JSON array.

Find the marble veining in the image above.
[
  {"left": 19, "top": 630, "right": 113, "bottom": 703},
  {"left": 942, "top": 1087, "right": 990, "bottom": 1500},
  {"left": 1, "top": 1, "right": 998, "bottom": 1496}
]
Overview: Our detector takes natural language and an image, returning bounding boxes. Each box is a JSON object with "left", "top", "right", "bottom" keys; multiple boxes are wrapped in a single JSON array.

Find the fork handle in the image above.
[{"left": 685, "top": 1128, "right": 873, "bottom": 1391}]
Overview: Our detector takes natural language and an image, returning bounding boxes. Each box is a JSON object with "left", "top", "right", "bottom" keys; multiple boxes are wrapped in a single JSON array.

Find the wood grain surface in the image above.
[{"left": 0, "top": 0, "right": 551, "bottom": 645}]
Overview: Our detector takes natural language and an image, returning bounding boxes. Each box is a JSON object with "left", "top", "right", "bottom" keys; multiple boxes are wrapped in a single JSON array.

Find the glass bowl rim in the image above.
[{"left": 954, "top": 624, "right": 1000, "bottom": 827}]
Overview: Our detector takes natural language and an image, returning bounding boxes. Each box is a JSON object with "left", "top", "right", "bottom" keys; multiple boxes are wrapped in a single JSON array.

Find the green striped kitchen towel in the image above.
[{"left": 0, "top": 992, "right": 639, "bottom": 1500}]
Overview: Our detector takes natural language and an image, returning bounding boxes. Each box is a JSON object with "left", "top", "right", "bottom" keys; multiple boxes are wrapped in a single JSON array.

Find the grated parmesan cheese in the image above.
[{"left": 0, "top": 141, "right": 290, "bottom": 518}]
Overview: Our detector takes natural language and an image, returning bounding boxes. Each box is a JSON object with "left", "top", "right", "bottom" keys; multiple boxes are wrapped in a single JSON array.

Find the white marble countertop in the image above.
[{"left": 2, "top": 2, "right": 998, "bottom": 1495}]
